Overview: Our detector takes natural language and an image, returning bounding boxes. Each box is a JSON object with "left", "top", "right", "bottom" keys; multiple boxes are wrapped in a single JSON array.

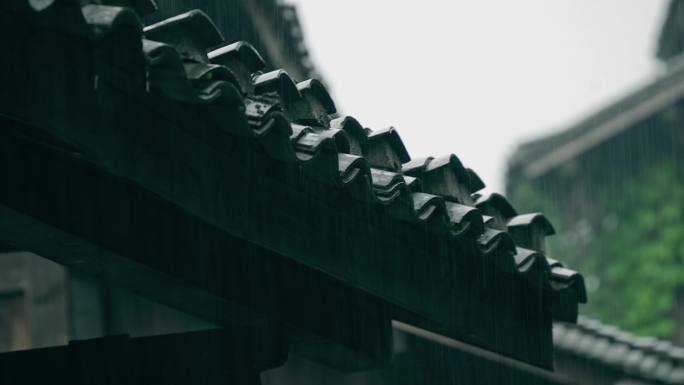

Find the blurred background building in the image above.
[{"left": 508, "top": 0, "right": 684, "bottom": 342}]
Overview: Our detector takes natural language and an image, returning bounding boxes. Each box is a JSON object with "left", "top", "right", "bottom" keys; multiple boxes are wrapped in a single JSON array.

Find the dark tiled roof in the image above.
[
  {"left": 147, "top": 0, "right": 317, "bottom": 81},
  {"left": 554, "top": 317, "right": 684, "bottom": 384},
  {"left": 1, "top": 0, "right": 585, "bottom": 366}
]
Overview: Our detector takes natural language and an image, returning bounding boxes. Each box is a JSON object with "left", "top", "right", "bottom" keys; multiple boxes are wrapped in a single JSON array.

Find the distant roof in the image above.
[
  {"left": 554, "top": 317, "right": 684, "bottom": 384},
  {"left": 509, "top": 58, "right": 684, "bottom": 180},
  {"left": 658, "top": 0, "right": 684, "bottom": 62}
]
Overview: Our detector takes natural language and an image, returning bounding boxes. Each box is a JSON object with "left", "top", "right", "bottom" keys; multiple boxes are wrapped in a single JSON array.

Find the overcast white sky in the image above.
[{"left": 290, "top": 0, "right": 669, "bottom": 192}]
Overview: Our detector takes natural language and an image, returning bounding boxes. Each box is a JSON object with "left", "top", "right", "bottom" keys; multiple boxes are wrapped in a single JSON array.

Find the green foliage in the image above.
[
  {"left": 511, "top": 164, "right": 684, "bottom": 338},
  {"left": 585, "top": 165, "right": 684, "bottom": 337}
]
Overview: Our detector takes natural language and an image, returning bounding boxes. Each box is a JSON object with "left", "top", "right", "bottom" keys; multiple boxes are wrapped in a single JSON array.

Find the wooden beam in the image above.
[
  {"left": 0, "top": 329, "right": 268, "bottom": 385},
  {"left": 0, "top": 116, "right": 391, "bottom": 370}
]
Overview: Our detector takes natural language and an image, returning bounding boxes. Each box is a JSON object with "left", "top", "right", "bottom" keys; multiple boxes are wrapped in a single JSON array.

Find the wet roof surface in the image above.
[{"left": 1, "top": 0, "right": 586, "bottom": 368}]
